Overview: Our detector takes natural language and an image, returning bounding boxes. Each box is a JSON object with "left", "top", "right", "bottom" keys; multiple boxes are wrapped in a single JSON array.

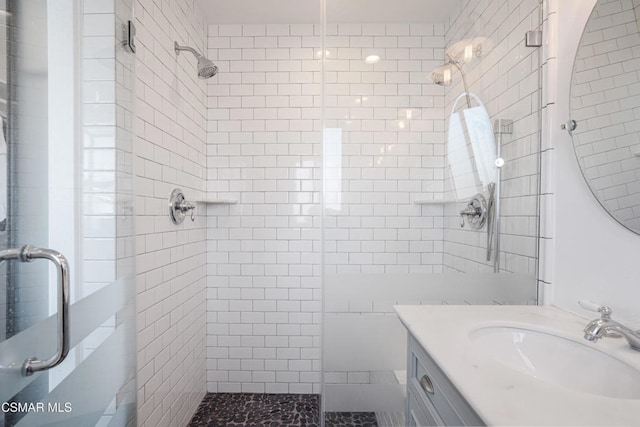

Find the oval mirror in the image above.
[{"left": 570, "top": 0, "right": 640, "bottom": 233}]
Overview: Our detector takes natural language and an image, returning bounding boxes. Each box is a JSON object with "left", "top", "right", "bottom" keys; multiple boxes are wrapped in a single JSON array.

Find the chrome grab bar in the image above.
[{"left": 0, "top": 245, "right": 70, "bottom": 376}]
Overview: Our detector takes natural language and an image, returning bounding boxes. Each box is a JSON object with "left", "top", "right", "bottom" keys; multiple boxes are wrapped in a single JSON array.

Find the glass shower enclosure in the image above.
[
  {"left": 320, "top": 0, "right": 543, "bottom": 424},
  {"left": 0, "top": 1, "right": 136, "bottom": 425}
]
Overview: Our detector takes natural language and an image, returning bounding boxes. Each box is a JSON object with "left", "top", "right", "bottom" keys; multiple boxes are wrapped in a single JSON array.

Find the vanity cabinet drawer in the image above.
[
  {"left": 407, "top": 388, "right": 443, "bottom": 426},
  {"left": 407, "top": 334, "right": 484, "bottom": 426}
]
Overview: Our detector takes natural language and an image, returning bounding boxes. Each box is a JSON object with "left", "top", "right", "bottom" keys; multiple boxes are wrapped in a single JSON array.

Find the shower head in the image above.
[
  {"left": 431, "top": 54, "right": 465, "bottom": 85},
  {"left": 431, "top": 64, "right": 454, "bottom": 86},
  {"left": 174, "top": 41, "right": 218, "bottom": 79},
  {"left": 197, "top": 56, "right": 218, "bottom": 79},
  {"left": 431, "top": 56, "right": 472, "bottom": 109}
]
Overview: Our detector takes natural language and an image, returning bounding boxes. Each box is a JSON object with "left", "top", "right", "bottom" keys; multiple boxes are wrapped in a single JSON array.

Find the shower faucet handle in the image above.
[
  {"left": 459, "top": 194, "right": 487, "bottom": 230},
  {"left": 178, "top": 200, "right": 196, "bottom": 213},
  {"left": 169, "top": 189, "right": 197, "bottom": 224},
  {"left": 459, "top": 207, "right": 479, "bottom": 227}
]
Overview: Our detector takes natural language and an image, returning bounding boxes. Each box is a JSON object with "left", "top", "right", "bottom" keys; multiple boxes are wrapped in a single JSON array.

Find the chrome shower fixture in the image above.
[
  {"left": 445, "top": 37, "right": 490, "bottom": 64},
  {"left": 431, "top": 54, "right": 472, "bottom": 109},
  {"left": 174, "top": 41, "right": 218, "bottom": 79},
  {"left": 431, "top": 64, "right": 454, "bottom": 86}
]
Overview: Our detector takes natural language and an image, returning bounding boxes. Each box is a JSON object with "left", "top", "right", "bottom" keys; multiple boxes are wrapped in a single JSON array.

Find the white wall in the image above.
[
  {"left": 547, "top": 0, "right": 640, "bottom": 326},
  {"left": 134, "top": 0, "right": 208, "bottom": 425}
]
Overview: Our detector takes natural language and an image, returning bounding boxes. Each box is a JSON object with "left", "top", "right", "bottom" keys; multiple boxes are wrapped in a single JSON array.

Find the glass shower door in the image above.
[
  {"left": 320, "top": 0, "right": 542, "bottom": 425},
  {"left": 0, "top": 1, "right": 136, "bottom": 426}
]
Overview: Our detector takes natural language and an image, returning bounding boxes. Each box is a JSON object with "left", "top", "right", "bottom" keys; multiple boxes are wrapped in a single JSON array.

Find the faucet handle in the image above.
[
  {"left": 579, "top": 301, "right": 623, "bottom": 339},
  {"left": 598, "top": 306, "right": 613, "bottom": 319},
  {"left": 578, "top": 300, "right": 613, "bottom": 319}
]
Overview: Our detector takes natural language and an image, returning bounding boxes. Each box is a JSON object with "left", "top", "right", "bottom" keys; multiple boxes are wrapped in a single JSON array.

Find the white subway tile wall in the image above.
[
  {"left": 205, "top": 21, "right": 450, "bottom": 394},
  {"left": 115, "top": 0, "right": 137, "bottom": 390},
  {"left": 203, "top": 0, "right": 541, "bottom": 399},
  {"left": 134, "top": 0, "right": 208, "bottom": 425},
  {"left": 442, "top": 0, "right": 542, "bottom": 274},
  {"left": 571, "top": 0, "right": 640, "bottom": 230},
  {"left": 83, "top": 1, "right": 117, "bottom": 299},
  {"left": 323, "top": 22, "right": 448, "bottom": 276},
  {"left": 206, "top": 23, "right": 322, "bottom": 394},
  {"left": 80, "top": 0, "right": 137, "bottom": 398},
  {"left": 323, "top": 22, "right": 453, "bottom": 407}
]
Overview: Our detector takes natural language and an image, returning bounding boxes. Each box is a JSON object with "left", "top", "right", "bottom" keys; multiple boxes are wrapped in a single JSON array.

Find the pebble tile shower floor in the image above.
[{"left": 188, "top": 393, "right": 378, "bottom": 427}]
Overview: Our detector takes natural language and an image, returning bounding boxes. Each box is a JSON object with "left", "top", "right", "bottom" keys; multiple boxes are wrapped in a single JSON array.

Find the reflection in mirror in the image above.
[
  {"left": 570, "top": 0, "right": 640, "bottom": 232},
  {"left": 447, "top": 92, "right": 497, "bottom": 200}
]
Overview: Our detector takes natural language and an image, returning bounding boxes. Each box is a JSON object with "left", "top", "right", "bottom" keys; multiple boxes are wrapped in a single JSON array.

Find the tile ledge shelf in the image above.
[
  {"left": 197, "top": 199, "right": 238, "bottom": 204},
  {"left": 414, "top": 199, "right": 458, "bottom": 205}
]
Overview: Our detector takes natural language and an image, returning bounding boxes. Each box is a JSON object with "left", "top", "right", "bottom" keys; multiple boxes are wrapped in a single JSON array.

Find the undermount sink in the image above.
[{"left": 469, "top": 326, "right": 640, "bottom": 399}]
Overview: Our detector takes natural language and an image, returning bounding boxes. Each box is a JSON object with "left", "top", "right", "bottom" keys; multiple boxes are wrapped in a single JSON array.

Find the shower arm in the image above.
[
  {"left": 448, "top": 55, "right": 472, "bottom": 109},
  {"left": 175, "top": 42, "right": 202, "bottom": 58}
]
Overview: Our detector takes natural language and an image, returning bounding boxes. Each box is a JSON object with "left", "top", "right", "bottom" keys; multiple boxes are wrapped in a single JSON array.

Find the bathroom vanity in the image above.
[
  {"left": 396, "top": 305, "right": 640, "bottom": 426},
  {"left": 406, "top": 333, "right": 484, "bottom": 426}
]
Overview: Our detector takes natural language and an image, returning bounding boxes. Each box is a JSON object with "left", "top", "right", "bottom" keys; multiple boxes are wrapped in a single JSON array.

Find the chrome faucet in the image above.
[{"left": 583, "top": 306, "right": 640, "bottom": 351}]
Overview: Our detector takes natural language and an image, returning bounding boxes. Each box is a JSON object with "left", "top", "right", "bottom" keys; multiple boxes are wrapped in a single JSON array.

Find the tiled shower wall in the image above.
[
  {"left": 442, "top": 0, "right": 542, "bottom": 275},
  {"left": 80, "top": 0, "right": 138, "bottom": 410},
  {"left": 204, "top": 22, "right": 447, "bottom": 394},
  {"left": 205, "top": 22, "right": 323, "bottom": 394},
  {"left": 205, "top": 0, "right": 542, "bottom": 395},
  {"left": 134, "top": 0, "right": 208, "bottom": 425},
  {"left": 82, "top": 0, "right": 117, "bottom": 297},
  {"left": 322, "top": 23, "right": 447, "bottom": 275}
]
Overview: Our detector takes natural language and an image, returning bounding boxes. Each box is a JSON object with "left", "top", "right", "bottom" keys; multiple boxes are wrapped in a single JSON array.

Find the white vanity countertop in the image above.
[{"left": 394, "top": 305, "right": 640, "bottom": 426}]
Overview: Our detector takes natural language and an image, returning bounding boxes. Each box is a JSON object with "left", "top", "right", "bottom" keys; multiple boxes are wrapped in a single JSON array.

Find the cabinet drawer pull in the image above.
[{"left": 420, "top": 374, "right": 435, "bottom": 395}]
